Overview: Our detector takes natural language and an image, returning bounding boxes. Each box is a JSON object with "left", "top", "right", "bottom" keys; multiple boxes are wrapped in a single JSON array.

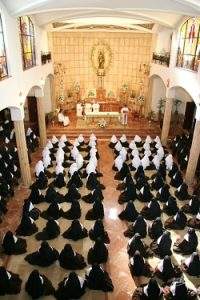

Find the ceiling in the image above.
[{"left": 2, "top": 0, "right": 200, "bottom": 32}]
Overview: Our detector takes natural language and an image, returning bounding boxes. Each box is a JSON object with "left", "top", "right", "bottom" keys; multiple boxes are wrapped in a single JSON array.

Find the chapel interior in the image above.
[{"left": 0, "top": 1, "right": 200, "bottom": 299}]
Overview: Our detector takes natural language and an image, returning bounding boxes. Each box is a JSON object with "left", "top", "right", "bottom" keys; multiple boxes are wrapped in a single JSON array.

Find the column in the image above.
[
  {"left": 185, "top": 120, "right": 200, "bottom": 184},
  {"left": 37, "top": 97, "right": 47, "bottom": 147},
  {"left": 161, "top": 98, "right": 173, "bottom": 146},
  {"left": 14, "top": 120, "right": 32, "bottom": 186}
]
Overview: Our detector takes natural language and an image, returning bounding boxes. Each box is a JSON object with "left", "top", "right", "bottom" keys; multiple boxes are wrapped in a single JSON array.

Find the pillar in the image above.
[
  {"left": 185, "top": 120, "right": 200, "bottom": 184},
  {"left": 161, "top": 98, "right": 173, "bottom": 146},
  {"left": 37, "top": 97, "right": 47, "bottom": 147},
  {"left": 14, "top": 120, "right": 32, "bottom": 186},
  {"left": 49, "top": 76, "right": 56, "bottom": 110}
]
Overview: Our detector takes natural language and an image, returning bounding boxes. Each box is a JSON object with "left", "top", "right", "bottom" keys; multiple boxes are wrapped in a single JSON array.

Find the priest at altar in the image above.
[{"left": 58, "top": 109, "right": 70, "bottom": 126}]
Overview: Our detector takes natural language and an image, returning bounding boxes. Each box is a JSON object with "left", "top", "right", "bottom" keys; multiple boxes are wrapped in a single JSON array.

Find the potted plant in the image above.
[{"left": 157, "top": 97, "right": 166, "bottom": 129}]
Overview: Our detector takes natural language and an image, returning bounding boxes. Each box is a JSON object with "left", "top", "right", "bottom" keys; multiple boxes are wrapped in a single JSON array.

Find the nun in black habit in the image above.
[
  {"left": 137, "top": 184, "right": 153, "bottom": 203},
  {"left": 166, "top": 279, "right": 197, "bottom": 300},
  {"left": 25, "top": 241, "right": 59, "bottom": 267},
  {"left": 67, "top": 171, "right": 83, "bottom": 189},
  {"left": 22, "top": 199, "right": 40, "bottom": 220},
  {"left": 53, "top": 172, "right": 66, "bottom": 188},
  {"left": 164, "top": 210, "right": 187, "bottom": 230},
  {"left": 89, "top": 219, "right": 110, "bottom": 244},
  {"left": 163, "top": 196, "right": 179, "bottom": 216},
  {"left": 35, "top": 218, "right": 60, "bottom": 240},
  {"left": 187, "top": 211, "right": 200, "bottom": 229},
  {"left": 168, "top": 162, "right": 179, "bottom": 178},
  {"left": 58, "top": 244, "right": 86, "bottom": 270},
  {"left": 35, "top": 171, "right": 48, "bottom": 190},
  {"left": 118, "top": 200, "right": 138, "bottom": 222},
  {"left": 25, "top": 270, "right": 55, "bottom": 299},
  {"left": 62, "top": 219, "right": 88, "bottom": 241},
  {"left": 132, "top": 278, "right": 163, "bottom": 300},
  {"left": 127, "top": 233, "right": 153, "bottom": 258},
  {"left": 140, "top": 198, "right": 161, "bottom": 220},
  {"left": 114, "top": 162, "right": 129, "bottom": 181},
  {"left": 85, "top": 198, "right": 104, "bottom": 220},
  {"left": 82, "top": 186, "right": 104, "bottom": 203},
  {"left": 40, "top": 201, "right": 63, "bottom": 220},
  {"left": 150, "top": 231, "right": 172, "bottom": 258},
  {"left": 45, "top": 186, "right": 64, "bottom": 203},
  {"left": 154, "top": 255, "right": 182, "bottom": 282},
  {"left": 175, "top": 182, "right": 190, "bottom": 200},
  {"left": 129, "top": 251, "right": 152, "bottom": 278},
  {"left": 181, "top": 252, "right": 200, "bottom": 277},
  {"left": 87, "top": 238, "right": 108, "bottom": 264},
  {"left": 118, "top": 182, "right": 137, "bottom": 204},
  {"left": 86, "top": 172, "right": 105, "bottom": 190},
  {"left": 2, "top": 231, "right": 27, "bottom": 255},
  {"left": 151, "top": 172, "right": 164, "bottom": 191},
  {"left": 124, "top": 215, "right": 147, "bottom": 238},
  {"left": 86, "top": 264, "right": 114, "bottom": 292},
  {"left": 55, "top": 272, "right": 86, "bottom": 300},
  {"left": 64, "top": 183, "right": 81, "bottom": 202},
  {"left": 156, "top": 184, "right": 171, "bottom": 203},
  {"left": 181, "top": 195, "right": 200, "bottom": 215},
  {"left": 0, "top": 266, "right": 22, "bottom": 296},
  {"left": 28, "top": 184, "right": 45, "bottom": 204},
  {"left": 117, "top": 172, "right": 134, "bottom": 191},
  {"left": 170, "top": 171, "right": 183, "bottom": 188},
  {"left": 148, "top": 217, "right": 164, "bottom": 240},
  {"left": 62, "top": 199, "right": 81, "bottom": 219},
  {"left": 173, "top": 228, "right": 198, "bottom": 255},
  {"left": 16, "top": 214, "right": 38, "bottom": 236}
]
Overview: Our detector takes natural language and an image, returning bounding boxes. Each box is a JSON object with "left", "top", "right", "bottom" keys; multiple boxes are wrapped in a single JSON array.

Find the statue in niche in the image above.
[{"left": 98, "top": 50, "right": 105, "bottom": 69}]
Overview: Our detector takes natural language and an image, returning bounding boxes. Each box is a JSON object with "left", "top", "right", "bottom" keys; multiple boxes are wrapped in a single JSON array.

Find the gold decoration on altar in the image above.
[{"left": 91, "top": 41, "right": 112, "bottom": 75}]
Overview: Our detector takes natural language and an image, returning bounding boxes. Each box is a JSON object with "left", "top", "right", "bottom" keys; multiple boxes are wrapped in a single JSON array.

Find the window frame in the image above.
[{"left": 0, "top": 14, "right": 8, "bottom": 80}]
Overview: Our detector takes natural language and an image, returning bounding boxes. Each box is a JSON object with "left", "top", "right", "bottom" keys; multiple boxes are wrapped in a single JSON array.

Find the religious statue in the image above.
[{"left": 98, "top": 50, "right": 105, "bottom": 69}]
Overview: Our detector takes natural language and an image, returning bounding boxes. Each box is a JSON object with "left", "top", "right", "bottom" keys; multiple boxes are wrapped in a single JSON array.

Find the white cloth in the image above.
[
  {"left": 76, "top": 153, "right": 84, "bottom": 170},
  {"left": 69, "top": 163, "right": 78, "bottom": 176},
  {"left": 55, "top": 164, "right": 64, "bottom": 175},
  {"left": 165, "top": 154, "right": 173, "bottom": 170},
  {"left": 141, "top": 155, "right": 150, "bottom": 169},
  {"left": 152, "top": 154, "right": 161, "bottom": 170},
  {"left": 26, "top": 128, "right": 32, "bottom": 136},
  {"left": 119, "top": 148, "right": 127, "bottom": 162},
  {"left": 60, "top": 134, "right": 67, "bottom": 143},
  {"left": 52, "top": 135, "right": 58, "bottom": 144},
  {"left": 58, "top": 140, "right": 66, "bottom": 148},
  {"left": 46, "top": 140, "right": 53, "bottom": 149},
  {"left": 120, "top": 134, "right": 127, "bottom": 143},
  {"left": 134, "top": 135, "right": 141, "bottom": 143},
  {"left": 90, "top": 133, "right": 97, "bottom": 141},
  {"left": 71, "top": 146, "right": 79, "bottom": 160},
  {"left": 157, "top": 147, "right": 164, "bottom": 160},
  {"left": 110, "top": 135, "right": 118, "bottom": 144},
  {"left": 131, "top": 155, "right": 141, "bottom": 169},
  {"left": 35, "top": 161, "right": 44, "bottom": 177},
  {"left": 86, "top": 162, "right": 96, "bottom": 175},
  {"left": 145, "top": 135, "right": 152, "bottom": 143},
  {"left": 129, "top": 140, "right": 136, "bottom": 150},
  {"left": 73, "top": 138, "right": 80, "bottom": 147},
  {"left": 43, "top": 154, "right": 51, "bottom": 168},
  {"left": 115, "top": 141, "right": 122, "bottom": 152}
]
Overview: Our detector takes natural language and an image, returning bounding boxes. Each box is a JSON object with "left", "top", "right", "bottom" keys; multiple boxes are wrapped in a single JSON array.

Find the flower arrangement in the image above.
[
  {"left": 98, "top": 119, "right": 107, "bottom": 128},
  {"left": 137, "top": 95, "right": 145, "bottom": 105}
]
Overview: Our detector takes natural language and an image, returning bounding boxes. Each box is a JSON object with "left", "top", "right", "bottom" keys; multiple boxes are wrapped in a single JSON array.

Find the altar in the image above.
[{"left": 85, "top": 111, "right": 120, "bottom": 125}]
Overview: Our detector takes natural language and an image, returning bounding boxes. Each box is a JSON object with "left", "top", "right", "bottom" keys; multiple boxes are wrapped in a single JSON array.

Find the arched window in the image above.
[
  {"left": 176, "top": 17, "right": 200, "bottom": 71},
  {"left": 19, "top": 16, "right": 36, "bottom": 70},
  {"left": 0, "top": 15, "right": 8, "bottom": 80}
]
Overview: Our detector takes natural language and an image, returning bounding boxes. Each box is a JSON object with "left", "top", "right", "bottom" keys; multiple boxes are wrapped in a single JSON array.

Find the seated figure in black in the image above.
[
  {"left": 86, "top": 172, "right": 105, "bottom": 190},
  {"left": 151, "top": 172, "right": 164, "bottom": 191},
  {"left": 154, "top": 255, "right": 182, "bottom": 282},
  {"left": 181, "top": 195, "right": 200, "bottom": 215},
  {"left": 64, "top": 183, "right": 81, "bottom": 202},
  {"left": 62, "top": 199, "right": 81, "bottom": 219},
  {"left": 82, "top": 186, "right": 104, "bottom": 204},
  {"left": 62, "top": 219, "right": 88, "bottom": 241},
  {"left": 87, "top": 238, "right": 108, "bottom": 264},
  {"left": 137, "top": 184, "right": 153, "bottom": 203},
  {"left": 150, "top": 231, "right": 172, "bottom": 258},
  {"left": 28, "top": 185, "right": 45, "bottom": 204},
  {"left": 40, "top": 201, "right": 63, "bottom": 220},
  {"left": 89, "top": 219, "right": 110, "bottom": 244},
  {"left": 53, "top": 172, "right": 66, "bottom": 188},
  {"left": 25, "top": 270, "right": 55, "bottom": 299},
  {"left": 156, "top": 184, "right": 171, "bottom": 203},
  {"left": 35, "top": 218, "right": 60, "bottom": 240},
  {"left": 16, "top": 214, "right": 38, "bottom": 236},
  {"left": 35, "top": 171, "right": 48, "bottom": 190},
  {"left": 124, "top": 215, "right": 147, "bottom": 238},
  {"left": 55, "top": 272, "right": 86, "bottom": 300},
  {"left": 187, "top": 210, "right": 200, "bottom": 229},
  {"left": 129, "top": 250, "right": 152, "bottom": 278},
  {"left": 163, "top": 196, "right": 178, "bottom": 216},
  {"left": 132, "top": 278, "right": 163, "bottom": 300},
  {"left": 2, "top": 230, "right": 27, "bottom": 255},
  {"left": 148, "top": 217, "right": 164, "bottom": 240},
  {"left": 58, "top": 243, "right": 86, "bottom": 270},
  {"left": 175, "top": 182, "right": 190, "bottom": 200},
  {"left": 168, "top": 162, "right": 179, "bottom": 178},
  {"left": 166, "top": 279, "right": 197, "bottom": 300},
  {"left": 45, "top": 186, "right": 64, "bottom": 203},
  {"left": 114, "top": 162, "right": 129, "bottom": 181},
  {"left": 127, "top": 233, "right": 153, "bottom": 258},
  {"left": 86, "top": 264, "right": 114, "bottom": 292},
  {"left": 164, "top": 210, "right": 187, "bottom": 230},
  {"left": 170, "top": 170, "right": 183, "bottom": 188},
  {"left": 25, "top": 241, "right": 59, "bottom": 267},
  {"left": 118, "top": 200, "right": 138, "bottom": 222},
  {"left": 181, "top": 252, "right": 200, "bottom": 277},
  {"left": 67, "top": 171, "right": 83, "bottom": 189},
  {"left": 22, "top": 199, "right": 40, "bottom": 220},
  {"left": 117, "top": 172, "right": 134, "bottom": 191},
  {"left": 0, "top": 266, "right": 22, "bottom": 296},
  {"left": 140, "top": 198, "right": 161, "bottom": 220},
  {"left": 85, "top": 198, "right": 104, "bottom": 220},
  {"left": 118, "top": 182, "right": 137, "bottom": 204},
  {"left": 173, "top": 228, "right": 198, "bottom": 255}
]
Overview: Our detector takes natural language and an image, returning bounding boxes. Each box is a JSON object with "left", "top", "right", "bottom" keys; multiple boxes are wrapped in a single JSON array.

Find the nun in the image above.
[
  {"left": 175, "top": 182, "right": 190, "bottom": 200},
  {"left": 163, "top": 196, "right": 179, "bottom": 216},
  {"left": 55, "top": 272, "right": 86, "bottom": 300},
  {"left": 87, "top": 237, "right": 108, "bottom": 264},
  {"left": 181, "top": 252, "right": 200, "bottom": 276},
  {"left": 124, "top": 215, "right": 147, "bottom": 238},
  {"left": 85, "top": 198, "right": 104, "bottom": 220},
  {"left": 2, "top": 231, "right": 27, "bottom": 255},
  {"left": 118, "top": 200, "right": 138, "bottom": 222},
  {"left": 114, "top": 141, "right": 122, "bottom": 155},
  {"left": 82, "top": 186, "right": 104, "bottom": 204},
  {"left": 109, "top": 135, "right": 118, "bottom": 148},
  {"left": 120, "top": 134, "right": 129, "bottom": 147},
  {"left": 113, "top": 154, "right": 123, "bottom": 171},
  {"left": 134, "top": 135, "right": 142, "bottom": 147},
  {"left": 167, "top": 279, "right": 197, "bottom": 300},
  {"left": 156, "top": 184, "right": 171, "bottom": 203},
  {"left": 51, "top": 135, "right": 59, "bottom": 148},
  {"left": 86, "top": 264, "right": 114, "bottom": 292},
  {"left": 170, "top": 171, "right": 183, "bottom": 188},
  {"left": 165, "top": 153, "right": 173, "bottom": 171},
  {"left": 64, "top": 183, "right": 81, "bottom": 202},
  {"left": 67, "top": 169, "right": 83, "bottom": 189},
  {"left": 181, "top": 195, "right": 200, "bottom": 215},
  {"left": 154, "top": 255, "right": 182, "bottom": 282},
  {"left": 168, "top": 162, "right": 179, "bottom": 178},
  {"left": 118, "top": 182, "right": 137, "bottom": 204},
  {"left": 25, "top": 270, "right": 55, "bottom": 299},
  {"left": 40, "top": 201, "right": 63, "bottom": 220},
  {"left": 35, "top": 171, "right": 48, "bottom": 190},
  {"left": 22, "top": 199, "right": 40, "bottom": 220},
  {"left": 62, "top": 219, "right": 88, "bottom": 241},
  {"left": 152, "top": 154, "right": 161, "bottom": 170},
  {"left": 151, "top": 172, "right": 164, "bottom": 191},
  {"left": 148, "top": 217, "right": 164, "bottom": 240},
  {"left": 35, "top": 160, "right": 44, "bottom": 177},
  {"left": 16, "top": 214, "right": 38, "bottom": 236},
  {"left": 138, "top": 184, "right": 153, "bottom": 203},
  {"left": 25, "top": 241, "right": 59, "bottom": 267},
  {"left": 127, "top": 233, "right": 152, "bottom": 258},
  {"left": 129, "top": 250, "right": 152, "bottom": 278},
  {"left": 35, "top": 218, "right": 60, "bottom": 241},
  {"left": 132, "top": 278, "right": 163, "bottom": 300},
  {"left": 150, "top": 231, "right": 172, "bottom": 258},
  {"left": 141, "top": 154, "right": 151, "bottom": 170},
  {"left": 59, "top": 244, "right": 86, "bottom": 270},
  {"left": 86, "top": 172, "right": 105, "bottom": 190},
  {"left": 117, "top": 172, "right": 133, "bottom": 191},
  {"left": 140, "top": 198, "right": 161, "bottom": 220},
  {"left": 0, "top": 266, "right": 22, "bottom": 296},
  {"left": 173, "top": 228, "right": 198, "bottom": 255},
  {"left": 62, "top": 199, "right": 81, "bottom": 220},
  {"left": 89, "top": 219, "right": 110, "bottom": 244},
  {"left": 53, "top": 167, "right": 66, "bottom": 188},
  {"left": 187, "top": 210, "right": 200, "bottom": 229},
  {"left": 45, "top": 186, "right": 63, "bottom": 203},
  {"left": 164, "top": 210, "right": 187, "bottom": 230},
  {"left": 129, "top": 154, "right": 141, "bottom": 171}
]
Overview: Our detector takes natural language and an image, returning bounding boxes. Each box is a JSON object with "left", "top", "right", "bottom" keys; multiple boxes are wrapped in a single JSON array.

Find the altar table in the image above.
[{"left": 85, "top": 111, "right": 120, "bottom": 124}]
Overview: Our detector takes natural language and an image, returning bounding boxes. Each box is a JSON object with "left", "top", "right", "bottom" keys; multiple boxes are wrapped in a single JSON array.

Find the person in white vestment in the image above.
[
  {"left": 35, "top": 160, "right": 44, "bottom": 177},
  {"left": 58, "top": 109, "right": 70, "bottom": 127},
  {"left": 121, "top": 105, "right": 129, "bottom": 125},
  {"left": 165, "top": 154, "right": 173, "bottom": 170}
]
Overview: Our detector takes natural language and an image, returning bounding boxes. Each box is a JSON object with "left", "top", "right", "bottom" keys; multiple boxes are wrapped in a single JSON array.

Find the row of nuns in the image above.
[
  {"left": 110, "top": 134, "right": 200, "bottom": 300},
  {"left": 0, "top": 133, "right": 114, "bottom": 299}
]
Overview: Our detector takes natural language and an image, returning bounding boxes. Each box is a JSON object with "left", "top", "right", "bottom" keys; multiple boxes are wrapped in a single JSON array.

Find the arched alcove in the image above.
[
  {"left": 148, "top": 74, "right": 166, "bottom": 118},
  {"left": 43, "top": 74, "right": 55, "bottom": 113}
]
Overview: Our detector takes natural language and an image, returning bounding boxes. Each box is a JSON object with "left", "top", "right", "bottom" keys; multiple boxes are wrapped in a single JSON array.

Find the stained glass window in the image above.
[
  {"left": 0, "top": 15, "right": 8, "bottom": 80},
  {"left": 176, "top": 18, "right": 200, "bottom": 71},
  {"left": 19, "top": 16, "right": 36, "bottom": 70}
]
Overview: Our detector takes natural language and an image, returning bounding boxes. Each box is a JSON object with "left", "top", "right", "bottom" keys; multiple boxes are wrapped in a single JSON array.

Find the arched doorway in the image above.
[{"left": 43, "top": 74, "right": 55, "bottom": 113}]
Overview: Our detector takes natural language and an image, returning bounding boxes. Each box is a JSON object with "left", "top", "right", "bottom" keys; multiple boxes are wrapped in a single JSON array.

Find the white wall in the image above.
[
  {"left": 43, "top": 77, "right": 52, "bottom": 113},
  {"left": 155, "top": 25, "right": 173, "bottom": 54},
  {"left": 151, "top": 76, "right": 166, "bottom": 113},
  {"left": 0, "top": 0, "right": 53, "bottom": 115}
]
